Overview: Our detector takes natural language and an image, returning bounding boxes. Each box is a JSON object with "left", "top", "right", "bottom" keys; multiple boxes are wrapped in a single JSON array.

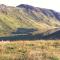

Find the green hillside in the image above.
[{"left": 0, "top": 4, "right": 60, "bottom": 37}]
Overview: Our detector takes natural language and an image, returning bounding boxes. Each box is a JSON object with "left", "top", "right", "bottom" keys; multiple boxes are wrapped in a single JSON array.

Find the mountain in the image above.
[{"left": 0, "top": 4, "right": 60, "bottom": 40}]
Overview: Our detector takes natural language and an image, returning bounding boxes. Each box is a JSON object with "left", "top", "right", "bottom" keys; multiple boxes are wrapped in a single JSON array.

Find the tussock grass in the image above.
[{"left": 0, "top": 40, "right": 60, "bottom": 60}]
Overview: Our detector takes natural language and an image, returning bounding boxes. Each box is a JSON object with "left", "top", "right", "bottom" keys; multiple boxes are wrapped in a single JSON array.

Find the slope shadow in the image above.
[
  {"left": 0, "top": 28, "right": 60, "bottom": 40},
  {"left": 43, "top": 30, "right": 60, "bottom": 39},
  {"left": 12, "top": 28, "right": 37, "bottom": 34},
  {"left": 0, "top": 28, "right": 42, "bottom": 41}
]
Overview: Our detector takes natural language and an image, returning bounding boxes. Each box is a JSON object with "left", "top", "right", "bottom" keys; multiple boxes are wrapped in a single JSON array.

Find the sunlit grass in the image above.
[{"left": 0, "top": 40, "right": 60, "bottom": 60}]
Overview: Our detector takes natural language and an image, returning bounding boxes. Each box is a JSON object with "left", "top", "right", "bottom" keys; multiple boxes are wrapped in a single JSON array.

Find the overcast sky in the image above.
[{"left": 0, "top": 0, "right": 60, "bottom": 12}]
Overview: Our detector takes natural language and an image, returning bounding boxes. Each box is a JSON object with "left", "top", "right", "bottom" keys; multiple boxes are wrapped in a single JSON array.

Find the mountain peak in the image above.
[
  {"left": 0, "top": 4, "right": 7, "bottom": 7},
  {"left": 0, "top": 4, "right": 7, "bottom": 10},
  {"left": 17, "top": 4, "right": 37, "bottom": 11},
  {"left": 17, "top": 4, "right": 34, "bottom": 8}
]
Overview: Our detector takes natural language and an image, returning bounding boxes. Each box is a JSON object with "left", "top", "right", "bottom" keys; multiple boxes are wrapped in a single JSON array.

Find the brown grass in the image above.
[{"left": 0, "top": 40, "right": 60, "bottom": 60}]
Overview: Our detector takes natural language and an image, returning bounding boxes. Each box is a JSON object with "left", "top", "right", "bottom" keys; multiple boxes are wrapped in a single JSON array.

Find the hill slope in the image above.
[{"left": 0, "top": 4, "right": 60, "bottom": 39}]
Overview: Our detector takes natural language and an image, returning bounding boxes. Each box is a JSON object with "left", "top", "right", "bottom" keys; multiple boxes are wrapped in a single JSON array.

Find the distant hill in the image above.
[{"left": 0, "top": 4, "right": 60, "bottom": 40}]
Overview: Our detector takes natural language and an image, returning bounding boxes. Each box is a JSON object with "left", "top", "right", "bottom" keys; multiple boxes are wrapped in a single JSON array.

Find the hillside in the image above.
[{"left": 0, "top": 4, "right": 60, "bottom": 39}]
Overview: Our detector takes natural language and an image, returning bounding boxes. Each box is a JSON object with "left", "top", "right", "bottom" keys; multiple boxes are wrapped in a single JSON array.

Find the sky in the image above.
[{"left": 0, "top": 0, "right": 60, "bottom": 12}]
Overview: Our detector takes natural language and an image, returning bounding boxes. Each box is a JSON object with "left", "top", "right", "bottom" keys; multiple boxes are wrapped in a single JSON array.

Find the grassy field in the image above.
[{"left": 0, "top": 40, "right": 60, "bottom": 60}]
